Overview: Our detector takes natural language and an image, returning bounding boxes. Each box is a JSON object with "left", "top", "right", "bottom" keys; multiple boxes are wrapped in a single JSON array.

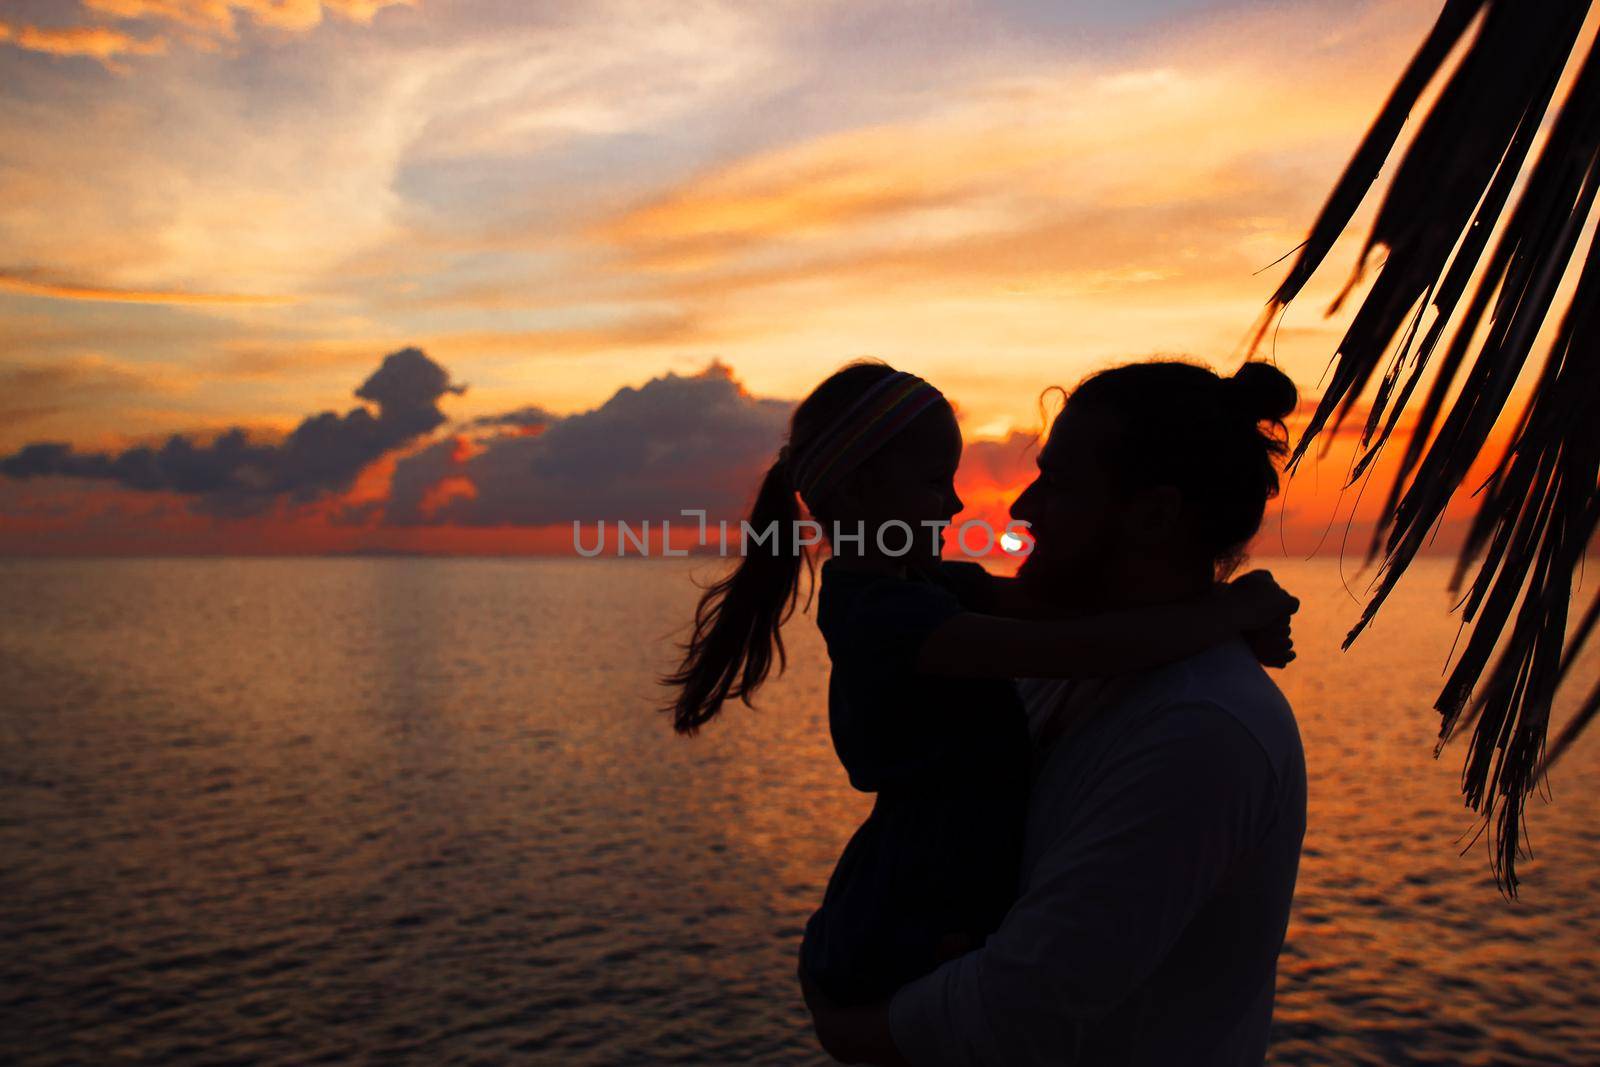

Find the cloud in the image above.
[
  {"left": 0, "top": 346, "right": 463, "bottom": 516},
  {"left": 0, "top": 268, "right": 293, "bottom": 305},
  {"left": 0, "top": 353, "right": 180, "bottom": 429},
  {"left": 396, "top": 3, "right": 782, "bottom": 167},
  {"left": 0, "top": 1, "right": 431, "bottom": 303},
  {"left": 0, "top": 0, "right": 783, "bottom": 333},
  {"left": 209, "top": 337, "right": 405, "bottom": 378},
  {"left": 78, "top": 0, "right": 413, "bottom": 42},
  {"left": 0, "top": 18, "right": 167, "bottom": 72},
  {"left": 0, "top": 0, "right": 1455, "bottom": 457},
  {"left": 590, "top": 38, "right": 1392, "bottom": 294},
  {"left": 380, "top": 360, "right": 792, "bottom": 527},
  {"left": 420, "top": 311, "right": 710, "bottom": 356},
  {"left": 460, "top": 406, "right": 558, "bottom": 434},
  {"left": 0, "top": 347, "right": 1505, "bottom": 558}
]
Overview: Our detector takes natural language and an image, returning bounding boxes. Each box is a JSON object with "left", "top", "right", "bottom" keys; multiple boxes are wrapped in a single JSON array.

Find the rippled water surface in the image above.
[{"left": 2, "top": 557, "right": 1597, "bottom": 1065}]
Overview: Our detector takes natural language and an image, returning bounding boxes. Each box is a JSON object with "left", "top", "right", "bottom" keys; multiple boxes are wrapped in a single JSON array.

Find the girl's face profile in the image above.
[{"left": 834, "top": 403, "right": 964, "bottom": 564}]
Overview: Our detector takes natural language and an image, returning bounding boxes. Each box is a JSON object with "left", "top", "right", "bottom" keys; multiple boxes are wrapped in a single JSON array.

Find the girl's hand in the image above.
[
  {"left": 1244, "top": 616, "right": 1296, "bottom": 668},
  {"left": 1222, "top": 569, "right": 1300, "bottom": 632}
]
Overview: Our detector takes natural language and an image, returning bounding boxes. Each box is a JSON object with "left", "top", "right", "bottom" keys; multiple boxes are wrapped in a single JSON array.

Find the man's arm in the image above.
[{"left": 876, "top": 702, "right": 1278, "bottom": 1066}]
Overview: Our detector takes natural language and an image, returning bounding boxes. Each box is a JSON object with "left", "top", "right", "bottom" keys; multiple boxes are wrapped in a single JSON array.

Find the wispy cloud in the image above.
[
  {"left": 0, "top": 18, "right": 166, "bottom": 72},
  {"left": 589, "top": 33, "right": 1403, "bottom": 302},
  {"left": 0, "top": 353, "right": 181, "bottom": 430},
  {"left": 0, "top": 269, "right": 293, "bottom": 306},
  {"left": 0, "top": 2, "right": 410, "bottom": 74},
  {"left": 82, "top": 0, "right": 414, "bottom": 38}
]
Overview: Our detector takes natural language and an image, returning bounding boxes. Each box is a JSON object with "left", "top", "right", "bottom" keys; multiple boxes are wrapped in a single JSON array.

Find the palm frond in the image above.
[{"left": 1251, "top": 0, "right": 1600, "bottom": 894}]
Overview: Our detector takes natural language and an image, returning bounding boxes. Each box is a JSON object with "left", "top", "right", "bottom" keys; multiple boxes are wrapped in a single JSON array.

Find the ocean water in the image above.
[{"left": 1, "top": 556, "right": 1596, "bottom": 1066}]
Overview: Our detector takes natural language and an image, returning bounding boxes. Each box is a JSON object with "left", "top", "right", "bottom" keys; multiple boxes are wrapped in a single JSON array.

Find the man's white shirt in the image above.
[{"left": 888, "top": 638, "right": 1307, "bottom": 1066}]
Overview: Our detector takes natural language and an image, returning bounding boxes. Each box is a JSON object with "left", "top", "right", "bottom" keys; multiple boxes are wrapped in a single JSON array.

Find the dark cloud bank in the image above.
[
  {"left": 1, "top": 348, "right": 463, "bottom": 518},
  {"left": 379, "top": 359, "right": 791, "bottom": 527},
  {"left": 1, "top": 348, "right": 795, "bottom": 526}
]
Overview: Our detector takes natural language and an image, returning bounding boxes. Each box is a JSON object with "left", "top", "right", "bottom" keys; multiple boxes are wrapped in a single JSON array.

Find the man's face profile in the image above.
[{"left": 1011, "top": 400, "right": 1123, "bottom": 601}]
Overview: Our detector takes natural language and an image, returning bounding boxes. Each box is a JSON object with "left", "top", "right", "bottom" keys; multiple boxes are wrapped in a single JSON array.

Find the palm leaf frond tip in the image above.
[{"left": 1251, "top": 0, "right": 1600, "bottom": 894}]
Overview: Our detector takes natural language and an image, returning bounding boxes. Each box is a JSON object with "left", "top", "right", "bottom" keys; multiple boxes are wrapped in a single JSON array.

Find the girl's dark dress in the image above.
[{"left": 800, "top": 557, "right": 1032, "bottom": 1005}]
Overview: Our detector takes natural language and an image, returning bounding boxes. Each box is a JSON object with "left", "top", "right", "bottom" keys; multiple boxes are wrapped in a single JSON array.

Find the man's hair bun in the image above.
[{"left": 1227, "top": 361, "right": 1298, "bottom": 423}]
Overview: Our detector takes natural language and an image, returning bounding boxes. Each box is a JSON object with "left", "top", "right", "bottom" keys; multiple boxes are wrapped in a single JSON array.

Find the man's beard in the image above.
[{"left": 1016, "top": 518, "right": 1123, "bottom": 612}]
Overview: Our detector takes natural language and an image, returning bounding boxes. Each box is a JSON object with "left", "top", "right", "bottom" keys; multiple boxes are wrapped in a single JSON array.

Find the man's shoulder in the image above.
[
  {"left": 1151, "top": 640, "right": 1303, "bottom": 788},
  {"left": 1041, "top": 641, "right": 1300, "bottom": 790},
  {"left": 1025, "top": 641, "right": 1303, "bottom": 790}
]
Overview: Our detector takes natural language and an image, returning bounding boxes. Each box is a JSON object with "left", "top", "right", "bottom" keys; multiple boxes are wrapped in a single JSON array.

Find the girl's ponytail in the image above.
[
  {"left": 663, "top": 451, "right": 810, "bottom": 735},
  {"left": 663, "top": 357, "right": 906, "bottom": 735}
]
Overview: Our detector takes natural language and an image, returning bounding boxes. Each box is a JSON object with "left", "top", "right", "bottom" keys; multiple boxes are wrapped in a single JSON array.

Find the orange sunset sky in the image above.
[{"left": 1, "top": 0, "right": 1584, "bottom": 558}]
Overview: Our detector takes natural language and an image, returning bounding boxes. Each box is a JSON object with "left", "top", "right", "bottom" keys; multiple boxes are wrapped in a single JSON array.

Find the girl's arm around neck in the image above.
[{"left": 914, "top": 577, "right": 1297, "bottom": 679}]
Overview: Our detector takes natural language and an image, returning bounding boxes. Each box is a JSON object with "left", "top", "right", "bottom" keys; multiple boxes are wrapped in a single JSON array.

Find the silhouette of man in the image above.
[{"left": 800, "top": 365, "right": 1307, "bottom": 1065}]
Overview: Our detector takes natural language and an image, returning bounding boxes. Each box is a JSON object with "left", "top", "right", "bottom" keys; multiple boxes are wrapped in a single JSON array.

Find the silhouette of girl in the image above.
[{"left": 664, "top": 360, "right": 1296, "bottom": 1004}]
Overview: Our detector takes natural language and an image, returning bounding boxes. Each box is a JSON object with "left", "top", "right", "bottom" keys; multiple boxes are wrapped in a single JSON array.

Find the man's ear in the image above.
[{"left": 1121, "top": 484, "right": 1184, "bottom": 547}]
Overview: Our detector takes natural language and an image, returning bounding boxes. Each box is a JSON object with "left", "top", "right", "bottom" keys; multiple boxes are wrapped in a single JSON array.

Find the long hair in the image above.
[{"left": 663, "top": 360, "right": 902, "bottom": 735}]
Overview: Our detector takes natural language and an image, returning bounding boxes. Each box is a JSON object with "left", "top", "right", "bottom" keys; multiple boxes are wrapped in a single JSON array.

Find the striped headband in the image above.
[{"left": 787, "top": 370, "right": 946, "bottom": 502}]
